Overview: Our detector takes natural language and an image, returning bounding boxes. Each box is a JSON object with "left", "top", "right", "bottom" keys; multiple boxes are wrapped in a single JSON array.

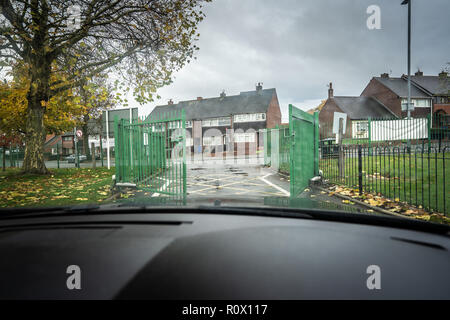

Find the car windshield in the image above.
[{"left": 0, "top": 0, "right": 449, "bottom": 226}]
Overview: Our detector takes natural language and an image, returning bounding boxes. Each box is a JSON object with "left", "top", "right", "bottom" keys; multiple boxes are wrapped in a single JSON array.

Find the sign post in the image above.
[
  {"left": 74, "top": 128, "right": 78, "bottom": 168},
  {"left": 332, "top": 112, "right": 347, "bottom": 179},
  {"left": 75, "top": 129, "right": 82, "bottom": 168}
]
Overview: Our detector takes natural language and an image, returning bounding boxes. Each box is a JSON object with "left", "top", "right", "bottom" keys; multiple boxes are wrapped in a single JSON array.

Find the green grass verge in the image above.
[
  {"left": 320, "top": 153, "right": 450, "bottom": 214},
  {"left": 0, "top": 167, "right": 115, "bottom": 208}
]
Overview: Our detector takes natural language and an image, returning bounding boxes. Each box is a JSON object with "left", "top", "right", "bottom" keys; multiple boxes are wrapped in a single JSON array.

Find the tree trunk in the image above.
[
  {"left": 22, "top": 102, "right": 48, "bottom": 174},
  {"left": 22, "top": 63, "right": 51, "bottom": 174}
]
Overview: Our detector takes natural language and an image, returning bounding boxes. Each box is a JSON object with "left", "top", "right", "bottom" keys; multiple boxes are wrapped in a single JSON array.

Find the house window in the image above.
[
  {"left": 62, "top": 136, "right": 72, "bottom": 141},
  {"left": 401, "top": 98, "right": 431, "bottom": 108},
  {"left": 233, "top": 113, "right": 266, "bottom": 123},
  {"left": 415, "top": 99, "right": 431, "bottom": 108},
  {"left": 352, "top": 121, "right": 369, "bottom": 139},
  {"left": 202, "top": 117, "right": 231, "bottom": 127},
  {"left": 152, "top": 124, "right": 164, "bottom": 132}
]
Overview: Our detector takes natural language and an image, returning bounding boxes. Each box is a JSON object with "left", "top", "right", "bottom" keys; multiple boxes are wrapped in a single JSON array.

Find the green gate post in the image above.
[
  {"left": 314, "top": 111, "right": 319, "bottom": 176},
  {"left": 113, "top": 116, "right": 120, "bottom": 182},
  {"left": 182, "top": 109, "right": 187, "bottom": 202},
  {"left": 288, "top": 104, "right": 294, "bottom": 197}
]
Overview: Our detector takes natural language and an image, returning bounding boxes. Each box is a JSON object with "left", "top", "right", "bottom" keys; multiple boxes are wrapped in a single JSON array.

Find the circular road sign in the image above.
[{"left": 76, "top": 130, "right": 83, "bottom": 138}]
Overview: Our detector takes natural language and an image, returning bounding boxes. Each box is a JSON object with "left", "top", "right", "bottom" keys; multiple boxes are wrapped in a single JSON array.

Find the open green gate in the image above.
[
  {"left": 114, "top": 110, "right": 186, "bottom": 200},
  {"left": 289, "top": 104, "right": 319, "bottom": 197}
]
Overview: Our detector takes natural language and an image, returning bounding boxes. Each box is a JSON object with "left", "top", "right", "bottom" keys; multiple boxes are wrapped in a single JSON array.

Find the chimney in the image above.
[
  {"left": 415, "top": 69, "right": 423, "bottom": 76},
  {"left": 256, "top": 82, "right": 263, "bottom": 91},
  {"left": 168, "top": 99, "right": 174, "bottom": 105},
  {"left": 197, "top": 97, "right": 203, "bottom": 101},
  {"left": 220, "top": 90, "right": 226, "bottom": 98},
  {"left": 439, "top": 71, "right": 448, "bottom": 79},
  {"left": 381, "top": 73, "right": 389, "bottom": 79},
  {"left": 328, "top": 82, "right": 333, "bottom": 99}
]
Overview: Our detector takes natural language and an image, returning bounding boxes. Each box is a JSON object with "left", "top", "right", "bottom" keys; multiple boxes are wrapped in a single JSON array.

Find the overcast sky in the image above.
[{"left": 134, "top": 0, "right": 449, "bottom": 122}]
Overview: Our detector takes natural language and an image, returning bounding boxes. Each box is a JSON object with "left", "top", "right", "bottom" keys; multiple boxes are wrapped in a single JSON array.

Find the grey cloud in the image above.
[{"left": 138, "top": 0, "right": 450, "bottom": 120}]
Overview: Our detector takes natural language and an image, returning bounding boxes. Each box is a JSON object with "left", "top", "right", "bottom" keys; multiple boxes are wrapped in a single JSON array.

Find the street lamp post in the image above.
[{"left": 401, "top": 0, "right": 412, "bottom": 119}]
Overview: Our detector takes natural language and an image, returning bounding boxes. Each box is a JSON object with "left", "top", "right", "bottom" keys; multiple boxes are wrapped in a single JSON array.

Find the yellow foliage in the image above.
[{"left": 0, "top": 64, "right": 87, "bottom": 135}]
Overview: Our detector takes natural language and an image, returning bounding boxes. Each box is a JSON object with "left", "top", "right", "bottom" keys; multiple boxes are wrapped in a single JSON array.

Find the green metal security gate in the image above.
[
  {"left": 289, "top": 104, "right": 319, "bottom": 197},
  {"left": 114, "top": 110, "right": 186, "bottom": 199}
]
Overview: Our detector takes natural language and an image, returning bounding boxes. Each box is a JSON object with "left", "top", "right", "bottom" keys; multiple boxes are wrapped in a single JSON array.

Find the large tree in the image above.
[{"left": 0, "top": 0, "right": 209, "bottom": 173}]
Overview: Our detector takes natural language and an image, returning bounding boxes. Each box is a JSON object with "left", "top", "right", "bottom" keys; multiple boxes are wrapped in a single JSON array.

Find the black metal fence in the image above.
[{"left": 319, "top": 145, "right": 449, "bottom": 215}]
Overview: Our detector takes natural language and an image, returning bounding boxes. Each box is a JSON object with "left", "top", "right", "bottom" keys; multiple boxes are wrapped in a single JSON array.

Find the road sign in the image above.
[
  {"left": 102, "top": 108, "right": 138, "bottom": 138},
  {"left": 76, "top": 130, "right": 83, "bottom": 138},
  {"left": 332, "top": 112, "right": 347, "bottom": 134}
]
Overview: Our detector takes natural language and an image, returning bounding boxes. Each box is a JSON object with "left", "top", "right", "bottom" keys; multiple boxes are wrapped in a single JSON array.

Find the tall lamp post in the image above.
[{"left": 401, "top": 0, "right": 411, "bottom": 119}]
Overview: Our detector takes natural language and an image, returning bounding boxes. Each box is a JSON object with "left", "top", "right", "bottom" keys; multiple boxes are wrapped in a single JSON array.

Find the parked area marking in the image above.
[
  {"left": 186, "top": 166, "right": 289, "bottom": 198},
  {"left": 259, "top": 174, "right": 290, "bottom": 196}
]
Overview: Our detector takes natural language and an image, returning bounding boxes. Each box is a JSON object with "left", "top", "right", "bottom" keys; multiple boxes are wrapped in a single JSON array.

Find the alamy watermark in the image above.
[
  {"left": 366, "top": 5, "right": 381, "bottom": 30},
  {"left": 66, "top": 265, "right": 81, "bottom": 290},
  {"left": 67, "top": 5, "right": 81, "bottom": 31},
  {"left": 366, "top": 265, "right": 381, "bottom": 290}
]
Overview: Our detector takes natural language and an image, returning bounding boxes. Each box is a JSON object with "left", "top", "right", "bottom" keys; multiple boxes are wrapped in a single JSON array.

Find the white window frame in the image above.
[
  {"left": 401, "top": 98, "right": 431, "bottom": 108},
  {"left": 233, "top": 113, "right": 266, "bottom": 123},
  {"left": 202, "top": 117, "right": 231, "bottom": 127}
]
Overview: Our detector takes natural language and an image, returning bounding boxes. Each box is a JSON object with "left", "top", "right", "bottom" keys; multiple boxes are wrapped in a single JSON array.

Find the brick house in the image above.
[
  {"left": 361, "top": 71, "right": 449, "bottom": 118},
  {"left": 44, "top": 133, "right": 75, "bottom": 157},
  {"left": 319, "top": 83, "right": 396, "bottom": 139},
  {"left": 150, "top": 84, "right": 281, "bottom": 154},
  {"left": 403, "top": 71, "right": 450, "bottom": 116},
  {"left": 60, "top": 132, "right": 75, "bottom": 155},
  {"left": 43, "top": 134, "right": 61, "bottom": 155}
]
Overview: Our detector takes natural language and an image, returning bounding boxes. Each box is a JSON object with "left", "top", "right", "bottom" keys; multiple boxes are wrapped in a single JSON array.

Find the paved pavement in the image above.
[{"left": 186, "top": 162, "right": 290, "bottom": 199}]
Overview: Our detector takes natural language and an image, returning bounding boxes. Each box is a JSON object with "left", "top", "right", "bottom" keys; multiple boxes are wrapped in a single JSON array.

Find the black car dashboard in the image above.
[{"left": 0, "top": 210, "right": 449, "bottom": 299}]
